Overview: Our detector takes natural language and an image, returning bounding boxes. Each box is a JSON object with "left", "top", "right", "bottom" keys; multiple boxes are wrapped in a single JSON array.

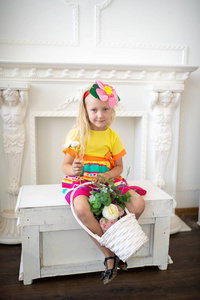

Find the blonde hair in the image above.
[{"left": 66, "top": 86, "right": 116, "bottom": 156}]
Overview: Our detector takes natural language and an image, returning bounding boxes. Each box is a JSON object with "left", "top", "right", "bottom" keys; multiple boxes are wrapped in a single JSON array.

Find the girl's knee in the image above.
[
  {"left": 136, "top": 198, "right": 145, "bottom": 218},
  {"left": 74, "top": 197, "right": 90, "bottom": 220},
  {"left": 127, "top": 194, "right": 145, "bottom": 219},
  {"left": 74, "top": 203, "right": 86, "bottom": 219}
]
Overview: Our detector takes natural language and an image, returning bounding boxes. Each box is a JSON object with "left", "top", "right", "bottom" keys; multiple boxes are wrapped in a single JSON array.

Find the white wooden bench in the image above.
[{"left": 15, "top": 180, "right": 173, "bottom": 285}]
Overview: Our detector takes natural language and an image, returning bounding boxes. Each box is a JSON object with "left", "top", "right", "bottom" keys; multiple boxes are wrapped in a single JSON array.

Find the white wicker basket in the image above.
[{"left": 70, "top": 182, "right": 149, "bottom": 262}]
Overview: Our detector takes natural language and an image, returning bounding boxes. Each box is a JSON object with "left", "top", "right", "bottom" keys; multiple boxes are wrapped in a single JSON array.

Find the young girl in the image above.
[{"left": 62, "top": 81, "right": 146, "bottom": 285}]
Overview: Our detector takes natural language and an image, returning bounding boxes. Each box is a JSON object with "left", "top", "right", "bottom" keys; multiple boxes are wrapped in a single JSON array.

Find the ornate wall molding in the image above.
[
  {"left": 0, "top": 0, "right": 79, "bottom": 46},
  {"left": 94, "top": 0, "right": 188, "bottom": 64},
  {"left": 95, "top": 0, "right": 113, "bottom": 46},
  {"left": 0, "top": 62, "right": 197, "bottom": 83}
]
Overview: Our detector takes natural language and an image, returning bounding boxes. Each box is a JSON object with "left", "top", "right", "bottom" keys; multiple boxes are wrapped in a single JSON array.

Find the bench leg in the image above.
[
  {"left": 158, "top": 263, "right": 168, "bottom": 270},
  {"left": 158, "top": 255, "right": 173, "bottom": 270},
  {"left": 153, "top": 217, "right": 171, "bottom": 270},
  {"left": 21, "top": 226, "right": 40, "bottom": 285},
  {"left": 23, "top": 278, "right": 33, "bottom": 285}
]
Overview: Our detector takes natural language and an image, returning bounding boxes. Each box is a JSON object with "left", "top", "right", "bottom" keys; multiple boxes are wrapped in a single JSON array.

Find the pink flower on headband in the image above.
[{"left": 95, "top": 81, "right": 118, "bottom": 108}]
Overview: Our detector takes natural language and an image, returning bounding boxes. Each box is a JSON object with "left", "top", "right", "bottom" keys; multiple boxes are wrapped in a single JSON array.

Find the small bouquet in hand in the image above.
[{"left": 88, "top": 179, "right": 131, "bottom": 232}]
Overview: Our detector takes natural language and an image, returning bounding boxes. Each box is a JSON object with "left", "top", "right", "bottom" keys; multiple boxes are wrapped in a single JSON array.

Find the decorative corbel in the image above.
[
  {"left": 147, "top": 85, "right": 184, "bottom": 190},
  {"left": 0, "top": 82, "right": 29, "bottom": 244}
]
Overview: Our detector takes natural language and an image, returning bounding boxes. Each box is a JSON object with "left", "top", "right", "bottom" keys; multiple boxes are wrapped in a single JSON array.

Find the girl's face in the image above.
[{"left": 85, "top": 94, "right": 112, "bottom": 131}]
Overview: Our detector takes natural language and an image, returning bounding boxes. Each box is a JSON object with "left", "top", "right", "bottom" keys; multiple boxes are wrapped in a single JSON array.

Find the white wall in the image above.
[{"left": 0, "top": 0, "right": 200, "bottom": 208}]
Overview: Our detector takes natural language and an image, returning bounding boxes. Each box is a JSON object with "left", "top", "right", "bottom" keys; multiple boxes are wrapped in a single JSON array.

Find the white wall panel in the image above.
[{"left": 0, "top": 0, "right": 78, "bottom": 45}]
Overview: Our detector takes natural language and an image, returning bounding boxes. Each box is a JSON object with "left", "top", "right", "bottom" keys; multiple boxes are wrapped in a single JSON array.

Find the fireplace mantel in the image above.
[
  {"left": 0, "top": 61, "right": 198, "bottom": 83},
  {"left": 0, "top": 61, "right": 199, "bottom": 243}
]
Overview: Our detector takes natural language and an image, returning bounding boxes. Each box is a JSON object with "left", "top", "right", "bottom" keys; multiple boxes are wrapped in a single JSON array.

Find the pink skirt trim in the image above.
[{"left": 65, "top": 181, "right": 146, "bottom": 204}]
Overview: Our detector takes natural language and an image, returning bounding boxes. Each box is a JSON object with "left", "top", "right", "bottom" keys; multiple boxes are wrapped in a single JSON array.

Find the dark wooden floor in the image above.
[{"left": 0, "top": 215, "right": 200, "bottom": 300}]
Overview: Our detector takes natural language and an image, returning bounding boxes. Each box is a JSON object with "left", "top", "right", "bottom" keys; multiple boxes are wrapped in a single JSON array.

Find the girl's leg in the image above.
[
  {"left": 74, "top": 195, "right": 115, "bottom": 270},
  {"left": 125, "top": 190, "right": 145, "bottom": 219}
]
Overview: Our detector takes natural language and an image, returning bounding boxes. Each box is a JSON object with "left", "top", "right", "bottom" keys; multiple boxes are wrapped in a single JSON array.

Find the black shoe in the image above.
[
  {"left": 101, "top": 256, "right": 119, "bottom": 285},
  {"left": 118, "top": 259, "right": 128, "bottom": 271}
]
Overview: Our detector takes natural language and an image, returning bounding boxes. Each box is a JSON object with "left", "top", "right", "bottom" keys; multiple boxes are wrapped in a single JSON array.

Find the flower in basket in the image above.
[
  {"left": 115, "top": 204, "right": 124, "bottom": 217},
  {"left": 88, "top": 178, "right": 131, "bottom": 232},
  {"left": 99, "top": 203, "right": 126, "bottom": 232},
  {"left": 99, "top": 218, "right": 118, "bottom": 232},
  {"left": 102, "top": 203, "right": 119, "bottom": 220}
]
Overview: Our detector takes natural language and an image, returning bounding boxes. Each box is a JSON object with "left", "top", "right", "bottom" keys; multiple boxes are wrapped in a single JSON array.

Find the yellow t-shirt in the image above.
[{"left": 63, "top": 127, "right": 126, "bottom": 161}]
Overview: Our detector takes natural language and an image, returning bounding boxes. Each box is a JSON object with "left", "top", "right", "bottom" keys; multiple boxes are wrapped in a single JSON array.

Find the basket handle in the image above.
[
  {"left": 70, "top": 182, "right": 101, "bottom": 242},
  {"left": 70, "top": 181, "right": 130, "bottom": 242}
]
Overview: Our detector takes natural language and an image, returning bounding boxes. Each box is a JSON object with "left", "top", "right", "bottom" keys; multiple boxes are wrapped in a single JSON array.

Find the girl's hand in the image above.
[
  {"left": 93, "top": 172, "right": 110, "bottom": 184},
  {"left": 72, "top": 159, "right": 83, "bottom": 175}
]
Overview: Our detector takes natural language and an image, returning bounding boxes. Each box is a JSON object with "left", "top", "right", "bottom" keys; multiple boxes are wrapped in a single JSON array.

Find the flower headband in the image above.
[{"left": 84, "top": 80, "right": 120, "bottom": 108}]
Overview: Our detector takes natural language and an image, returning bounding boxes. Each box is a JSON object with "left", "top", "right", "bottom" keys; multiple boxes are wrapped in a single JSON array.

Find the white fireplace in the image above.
[{"left": 0, "top": 62, "right": 198, "bottom": 243}]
